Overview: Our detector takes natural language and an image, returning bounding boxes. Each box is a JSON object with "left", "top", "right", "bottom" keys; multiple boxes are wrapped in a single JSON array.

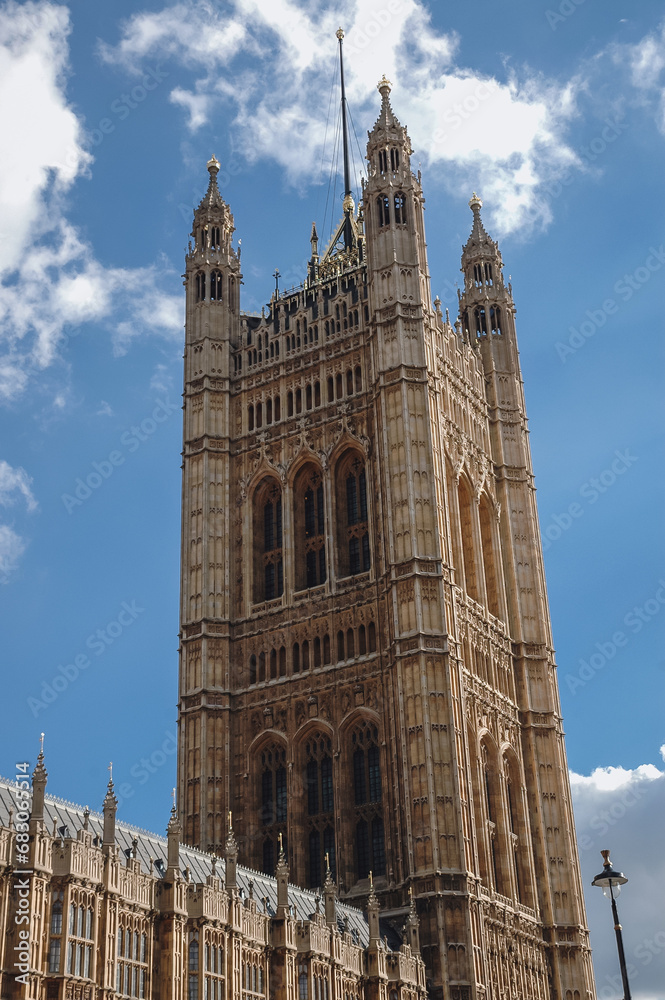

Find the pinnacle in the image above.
[
  {"left": 462, "top": 192, "right": 498, "bottom": 259},
  {"left": 197, "top": 155, "right": 225, "bottom": 214}
]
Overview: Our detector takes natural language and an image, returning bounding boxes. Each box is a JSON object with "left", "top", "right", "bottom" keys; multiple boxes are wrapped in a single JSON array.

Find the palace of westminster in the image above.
[{"left": 0, "top": 41, "right": 598, "bottom": 1000}]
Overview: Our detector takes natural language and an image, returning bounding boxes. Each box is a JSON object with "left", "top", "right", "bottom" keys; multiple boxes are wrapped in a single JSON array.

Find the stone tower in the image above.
[{"left": 177, "top": 67, "right": 596, "bottom": 1000}]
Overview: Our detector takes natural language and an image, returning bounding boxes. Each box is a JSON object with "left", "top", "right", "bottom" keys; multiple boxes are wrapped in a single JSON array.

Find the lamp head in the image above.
[{"left": 592, "top": 850, "right": 628, "bottom": 897}]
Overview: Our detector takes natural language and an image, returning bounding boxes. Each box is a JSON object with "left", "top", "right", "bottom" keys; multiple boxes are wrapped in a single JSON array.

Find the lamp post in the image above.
[{"left": 591, "top": 850, "right": 632, "bottom": 1000}]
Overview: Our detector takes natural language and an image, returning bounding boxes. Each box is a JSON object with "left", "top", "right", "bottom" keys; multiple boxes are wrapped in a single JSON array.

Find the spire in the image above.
[
  {"left": 405, "top": 886, "right": 420, "bottom": 954},
  {"left": 336, "top": 28, "right": 354, "bottom": 251},
  {"left": 323, "top": 852, "right": 336, "bottom": 926},
  {"left": 275, "top": 832, "right": 289, "bottom": 915},
  {"left": 462, "top": 193, "right": 499, "bottom": 260},
  {"left": 367, "top": 871, "right": 381, "bottom": 944},
  {"left": 30, "top": 733, "right": 47, "bottom": 831},
  {"left": 225, "top": 811, "right": 238, "bottom": 890},
  {"left": 367, "top": 75, "right": 410, "bottom": 152},
  {"left": 102, "top": 763, "right": 117, "bottom": 849},
  {"left": 198, "top": 155, "right": 225, "bottom": 212},
  {"left": 167, "top": 789, "right": 181, "bottom": 872}
]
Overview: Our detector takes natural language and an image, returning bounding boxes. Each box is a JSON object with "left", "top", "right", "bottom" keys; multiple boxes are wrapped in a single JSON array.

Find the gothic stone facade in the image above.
[
  {"left": 176, "top": 81, "right": 596, "bottom": 1000},
  {"left": 0, "top": 770, "right": 425, "bottom": 1000}
]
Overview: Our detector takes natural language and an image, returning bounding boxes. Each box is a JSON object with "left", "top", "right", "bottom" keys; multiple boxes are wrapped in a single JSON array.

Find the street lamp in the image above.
[{"left": 591, "top": 850, "right": 632, "bottom": 1000}]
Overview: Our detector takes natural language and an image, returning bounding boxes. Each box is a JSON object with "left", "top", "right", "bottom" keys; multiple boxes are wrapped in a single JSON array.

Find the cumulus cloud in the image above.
[
  {"left": 571, "top": 749, "right": 665, "bottom": 1000},
  {"left": 0, "top": 459, "right": 37, "bottom": 581},
  {"left": 0, "top": 1, "right": 182, "bottom": 403},
  {"left": 102, "top": 0, "right": 583, "bottom": 236}
]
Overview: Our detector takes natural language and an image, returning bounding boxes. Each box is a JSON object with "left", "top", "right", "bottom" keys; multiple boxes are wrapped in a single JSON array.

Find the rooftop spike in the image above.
[{"left": 336, "top": 28, "right": 353, "bottom": 251}]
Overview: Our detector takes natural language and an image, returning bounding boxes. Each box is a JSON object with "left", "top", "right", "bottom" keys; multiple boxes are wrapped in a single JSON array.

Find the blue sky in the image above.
[{"left": 1, "top": 0, "right": 664, "bottom": 993}]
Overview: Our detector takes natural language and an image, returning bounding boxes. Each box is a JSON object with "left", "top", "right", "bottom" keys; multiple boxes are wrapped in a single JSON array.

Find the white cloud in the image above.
[
  {"left": 571, "top": 751, "right": 665, "bottom": 999},
  {"left": 0, "top": 1, "right": 183, "bottom": 403},
  {"left": 96, "top": 400, "right": 113, "bottom": 417},
  {"left": 612, "top": 21, "right": 665, "bottom": 133},
  {"left": 0, "top": 459, "right": 37, "bottom": 512},
  {"left": 101, "top": 0, "right": 583, "bottom": 236},
  {"left": 0, "top": 524, "right": 26, "bottom": 582},
  {"left": 0, "top": 459, "right": 37, "bottom": 582}
]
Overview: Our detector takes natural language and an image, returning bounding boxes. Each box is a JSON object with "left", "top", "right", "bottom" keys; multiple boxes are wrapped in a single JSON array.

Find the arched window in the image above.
[
  {"left": 275, "top": 395, "right": 281, "bottom": 421},
  {"left": 354, "top": 366, "right": 362, "bottom": 393},
  {"left": 351, "top": 722, "right": 385, "bottom": 880},
  {"left": 259, "top": 742, "right": 287, "bottom": 874},
  {"left": 327, "top": 377, "right": 334, "bottom": 402},
  {"left": 304, "top": 731, "right": 335, "bottom": 887},
  {"left": 394, "top": 193, "right": 406, "bottom": 225},
  {"left": 266, "top": 398, "right": 273, "bottom": 424},
  {"left": 294, "top": 466, "right": 326, "bottom": 590},
  {"left": 210, "top": 270, "right": 223, "bottom": 301},
  {"left": 377, "top": 195, "right": 390, "bottom": 228},
  {"left": 390, "top": 147, "right": 400, "bottom": 171},
  {"left": 475, "top": 306, "right": 488, "bottom": 337},
  {"left": 279, "top": 646, "right": 286, "bottom": 676},
  {"left": 188, "top": 936, "right": 199, "bottom": 1000},
  {"left": 195, "top": 272, "right": 205, "bottom": 302},
  {"left": 210, "top": 226, "right": 221, "bottom": 249},
  {"left": 378, "top": 150, "right": 388, "bottom": 174},
  {"left": 314, "top": 381, "right": 321, "bottom": 407},
  {"left": 368, "top": 621, "right": 376, "bottom": 652},
  {"left": 250, "top": 654, "right": 257, "bottom": 684},
  {"left": 253, "top": 479, "right": 283, "bottom": 603},
  {"left": 293, "top": 642, "right": 300, "bottom": 673},
  {"left": 337, "top": 630, "right": 344, "bottom": 662},
  {"left": 337, "top": 454, "right": 370, "bottom": 578},
  {"left": 358, "top": 625, "right": 366, "bottom": 655},
  {"left": 346, "top": 370, "right": 353, "bottom": 395},
  {"left": 458, "top": 477, "right": 479, "bottom": 602},
  {"left": 323, "top": 634, "right": 331, "bottom": 664},
  {"left": 287, "top": 391, "right": 294, "bottom": 417},
  {"left": 479, "top": 495, "right": 500, "bottom": 617}
]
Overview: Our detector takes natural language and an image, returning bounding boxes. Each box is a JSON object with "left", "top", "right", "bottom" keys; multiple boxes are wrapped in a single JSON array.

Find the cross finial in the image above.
[
  {"left": 39, "top": 733, "right": 45, "bottom": 755},
  {"left": 273, "top": 268, "right": 280, "bottom": 295},
  {"left": 108, "top": 762, "right": 113, "bottom": 783}
]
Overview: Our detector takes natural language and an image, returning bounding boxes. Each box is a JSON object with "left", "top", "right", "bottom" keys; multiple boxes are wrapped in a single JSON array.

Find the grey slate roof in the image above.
[{"left": 0, "top": 777, "right": 372, "bottom": 947}]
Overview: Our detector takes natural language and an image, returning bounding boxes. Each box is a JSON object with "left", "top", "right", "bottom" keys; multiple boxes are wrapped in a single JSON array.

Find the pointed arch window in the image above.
[
  {"left": 294, "top": 466, "right": 326, "bottom": 590},
  {"left": 304, "top": 731, "right": 335, "bottom": 888},
  {"left": 253, "top": 479, "right": 283, "bottom": 603},
  {"left": 195, "top": 272, "right": 206, "bottom": 302},
  {"left": 259, "top": 742, "right": 287, "bottom": 874},
  {"left": 350, "top": 722, "right": 385, "bottom": 880},
  {"left": 337, "top": 454, "right": 370, "bottom": 578},
  {"left": 378, "top": 150, "right": 388, "bottom": 174},
  {"left": 394, "top": 193, "right": 406, "bottom": 225},
  {"left": 390, "top": 147, "right": 400, "bottom": 171},
  {"left": 377, "top": 195, "right": 390, "bottom": 228},
  {"left": 210, "top": 226, "right": 221, "bottom": 250},
  {"left": 490, "top": 306, "right": 501, "bottom": 335}
]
